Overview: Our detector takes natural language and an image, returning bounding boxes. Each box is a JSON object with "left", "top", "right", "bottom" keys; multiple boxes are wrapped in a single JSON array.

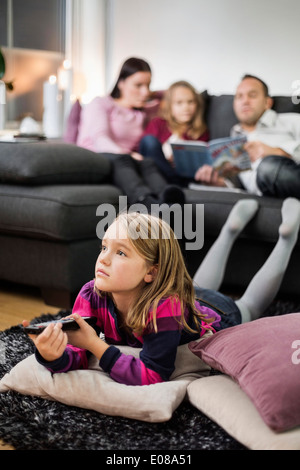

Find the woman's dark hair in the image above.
[{"left": 110, "top": 57, "right": 152, "bottom": 98}]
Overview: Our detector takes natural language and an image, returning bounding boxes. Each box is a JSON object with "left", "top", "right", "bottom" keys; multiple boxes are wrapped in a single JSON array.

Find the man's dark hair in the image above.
[{"left": 241, "top": 74, "right": 270, "bottom": 97}]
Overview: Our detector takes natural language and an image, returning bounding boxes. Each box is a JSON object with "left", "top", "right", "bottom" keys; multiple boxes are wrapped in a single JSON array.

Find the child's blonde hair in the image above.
[
  {"left": 97, "top": 212, "right": 213, "bottom": 335},
  {"left": 161, "top": 80, "right": 207, "bottom": 139}
]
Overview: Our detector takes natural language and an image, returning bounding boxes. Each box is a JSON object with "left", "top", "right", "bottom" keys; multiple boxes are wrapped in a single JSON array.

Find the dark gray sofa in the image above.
[
  {"left": 0, "top": 94, "right": 299, "bottom": 308},
  {"left": 0, "top": 143, "right": 122, "bottom": 307}
]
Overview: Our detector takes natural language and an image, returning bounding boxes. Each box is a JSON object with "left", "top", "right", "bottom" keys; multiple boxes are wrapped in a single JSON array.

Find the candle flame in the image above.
[
  {"left": 63, "top": 59, "right": 72, "bottom": 70},
  {"left": 49, "top": 75, "right": 57, "bottom": 85}
]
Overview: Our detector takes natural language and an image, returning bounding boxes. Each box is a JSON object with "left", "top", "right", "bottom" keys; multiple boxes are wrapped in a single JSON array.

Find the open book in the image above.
[{"left": 171, "top": 136, "right": 250, "bottom": 179}]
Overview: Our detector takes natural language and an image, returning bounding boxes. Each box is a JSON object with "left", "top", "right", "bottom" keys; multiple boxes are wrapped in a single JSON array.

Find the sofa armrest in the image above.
[{"left": 0, "top": 142, "right": 112, "bottom": 185}]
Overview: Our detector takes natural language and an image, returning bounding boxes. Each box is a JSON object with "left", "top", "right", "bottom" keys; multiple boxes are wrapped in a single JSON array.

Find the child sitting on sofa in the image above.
[
  {"left": 139, "top": 80, "right": 209, "bottom": 185},
  {"left": 23, "top": 198, "right": 300, "bottom": 386}
]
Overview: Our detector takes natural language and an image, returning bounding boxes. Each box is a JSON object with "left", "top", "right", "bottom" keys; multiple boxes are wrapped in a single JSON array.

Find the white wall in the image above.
[
  {"left": 70, "top": 0, "right": 106, "bottom": 102},
  {"left": 105, "top": 0, "right": 300, "bottom": 97}
]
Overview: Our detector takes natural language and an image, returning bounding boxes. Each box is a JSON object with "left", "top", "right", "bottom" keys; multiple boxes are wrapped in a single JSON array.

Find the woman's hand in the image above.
[
  {"left": 22, "top": 320, "right": 68, "bottom": 362},
  {"left": 131, "top": 151, "right": 144, "bottom": 161}
]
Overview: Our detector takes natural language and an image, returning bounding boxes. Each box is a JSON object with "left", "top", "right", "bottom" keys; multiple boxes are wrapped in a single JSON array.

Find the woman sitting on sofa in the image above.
[{"left": 76, "top": 57, "right": 185, "bottom": 208}]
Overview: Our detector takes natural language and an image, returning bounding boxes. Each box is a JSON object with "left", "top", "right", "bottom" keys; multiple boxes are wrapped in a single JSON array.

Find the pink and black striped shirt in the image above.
[{"left": 35, "top": 280, "right": 220, "bottom": 386}]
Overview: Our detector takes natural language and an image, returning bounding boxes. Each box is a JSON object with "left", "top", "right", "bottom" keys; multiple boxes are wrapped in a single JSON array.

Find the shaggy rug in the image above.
[{"left": 0, "top": 298, "right": 300, "bottom": 452}]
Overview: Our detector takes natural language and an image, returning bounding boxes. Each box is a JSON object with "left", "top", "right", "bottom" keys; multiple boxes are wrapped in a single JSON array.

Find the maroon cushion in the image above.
[
  {"left": 63, "top": 100, "right": 81, "bottom": 143},
  {"left": 189, "top": 313, "right": 300, "bottom": 432}
]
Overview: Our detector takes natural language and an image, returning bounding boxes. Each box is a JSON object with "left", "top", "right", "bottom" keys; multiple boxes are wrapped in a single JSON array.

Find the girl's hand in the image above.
[
  {"left": 66, "top": 314, "right": 99, "bottom": 351},
  {"left": 67, "top": 314, "right": 110, "bottom": 360},
  {"left": 22, "top": 320, "right": 68, "bottom": 362}
]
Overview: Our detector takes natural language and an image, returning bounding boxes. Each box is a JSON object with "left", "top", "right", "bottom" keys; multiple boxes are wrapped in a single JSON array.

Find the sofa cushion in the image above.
[
  {"left": 205, "top": 95, "right": 238, "bottom": 139},
  {"left": 0, "top": 142, "right": 112, "bottom": 185},
  {"left": 272, "top": 95, "right": 300, "bottom": 114},
  {"left": 184, "top": 188, "right": 284, "bottom": 243},
  {"left": 0, "top": 184, "right": 122, "bottom": 241}
]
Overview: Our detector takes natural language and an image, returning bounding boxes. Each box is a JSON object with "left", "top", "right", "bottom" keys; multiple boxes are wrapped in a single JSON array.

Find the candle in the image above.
[
  {"left": 58, "top": 60, "right": 72, "bottom": 90},
  {"left": 43, "top": 75, "right": 63, "bottom": 138},
  {"left": 58, "top": 59, "right": 73, "bottom": 127},
  {"left": 0, "top": 80, "right": 6, "bottom": 130}
]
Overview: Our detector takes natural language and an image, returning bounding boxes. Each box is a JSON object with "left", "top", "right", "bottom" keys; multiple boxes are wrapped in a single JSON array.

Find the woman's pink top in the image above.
[{"left": 76, "top": 95, "right": 160, "bottom": 154}]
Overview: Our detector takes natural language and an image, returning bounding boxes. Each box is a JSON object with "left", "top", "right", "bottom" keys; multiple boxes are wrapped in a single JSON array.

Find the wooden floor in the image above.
[
  {"left": 0, "top": 281, "right": 61, "bottom": 450},
  {"left": 0, "top": 282, "right": 60, "bottom": 330}
]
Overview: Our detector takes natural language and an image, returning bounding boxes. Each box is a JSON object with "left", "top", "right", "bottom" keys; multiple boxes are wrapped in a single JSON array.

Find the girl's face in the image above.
[
  {"left": 95, "top": 221, "right": 153, "bottom": 299},
  {"left": 117, "top": 71, "right": 151, "bottom": 108},
  {"left": 171, "top": 86, "right": 197, "bottom": 124}
]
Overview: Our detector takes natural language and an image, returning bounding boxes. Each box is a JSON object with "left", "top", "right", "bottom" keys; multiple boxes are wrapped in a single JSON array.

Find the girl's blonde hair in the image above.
[
  {"left": 97, "top": 212, "right": 213, "bottom": 335},
  {"left": 161, "top": 80, "right": 207, "bottom": 139}
]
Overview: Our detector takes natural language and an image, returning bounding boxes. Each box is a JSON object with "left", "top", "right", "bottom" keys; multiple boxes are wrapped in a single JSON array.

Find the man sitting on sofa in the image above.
[{"left": 195, "top": 74, "right": 300, "bottom": 198}]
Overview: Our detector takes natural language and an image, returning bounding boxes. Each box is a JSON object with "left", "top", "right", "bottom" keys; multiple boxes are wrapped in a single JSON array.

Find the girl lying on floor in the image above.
[{"left": 23, "top": 198, "right": 300, "bottom": 386}]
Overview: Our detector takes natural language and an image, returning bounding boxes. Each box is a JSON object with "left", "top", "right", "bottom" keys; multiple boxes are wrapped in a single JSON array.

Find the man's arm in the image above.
[{"left": 244, "top": 141, "right": 292, "bottom": 162}]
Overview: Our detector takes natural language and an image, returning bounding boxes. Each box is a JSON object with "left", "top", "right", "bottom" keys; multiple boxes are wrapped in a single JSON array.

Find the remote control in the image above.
[{"left": 23, "top": 316, "right": 97, "bottom": 335}]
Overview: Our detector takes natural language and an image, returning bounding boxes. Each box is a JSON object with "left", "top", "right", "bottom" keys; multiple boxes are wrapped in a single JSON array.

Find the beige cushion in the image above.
[
  {"left": 0, "top": 341, "right": 211, "bottom": 423},
  {"left": 187, "top": 375, "right": 300, "bottom": 450}
]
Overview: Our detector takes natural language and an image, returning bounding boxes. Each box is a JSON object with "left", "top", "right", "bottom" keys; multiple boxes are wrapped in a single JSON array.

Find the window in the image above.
[
  {"left": 0, "top": 0, "right": 7, "bottom": 46},
  {"left": 1, "top": 0, "right": 66, "bottom": 52},
  {"left": 0, "top": 0, "right": 66, "bottom": 121}
]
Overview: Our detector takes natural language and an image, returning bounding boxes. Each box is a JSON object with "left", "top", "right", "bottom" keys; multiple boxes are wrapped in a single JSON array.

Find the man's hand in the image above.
[
  {"left": 194, "top": 164, "right": 226, "bottom": 187},
  {"left": 244, "top": 141, "right": 291, "bottom": 162}
]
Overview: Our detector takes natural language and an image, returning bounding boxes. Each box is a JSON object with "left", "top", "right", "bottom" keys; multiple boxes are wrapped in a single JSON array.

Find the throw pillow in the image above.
[
  {"left": 188, "top": 313, "right": 300, "bottom": 432},
  {"left": 63, "top": 100, "right": 82, "bottom": 144}
]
